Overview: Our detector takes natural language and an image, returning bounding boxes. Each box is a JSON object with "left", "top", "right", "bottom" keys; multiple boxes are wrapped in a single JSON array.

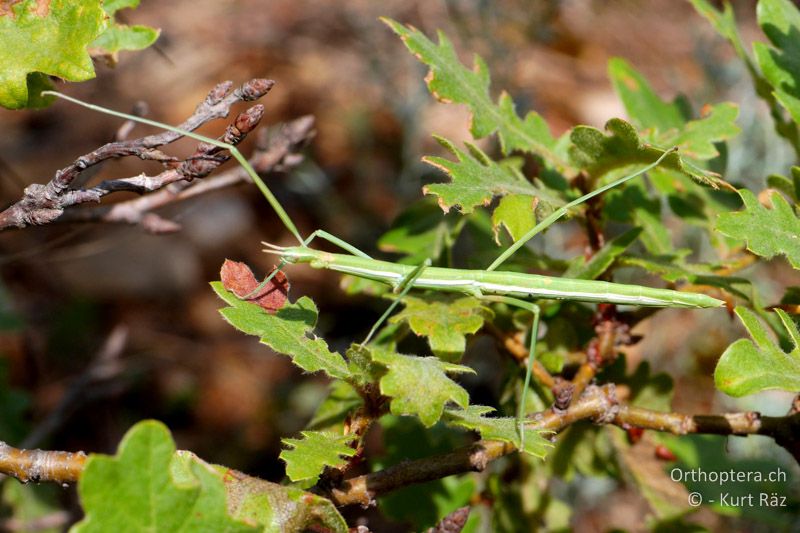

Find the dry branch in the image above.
[
  {"left": 325, "top": 385, "right": 800, "bottom": 506},
  {"left": 1, "top": 383, "right": 797, "bottom": 499},
  {"left": 0, "top": 79, "right": 315, "bottom": 233}
]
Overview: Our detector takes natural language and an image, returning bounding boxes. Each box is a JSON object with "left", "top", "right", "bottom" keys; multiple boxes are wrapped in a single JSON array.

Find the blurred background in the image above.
[{"left": 0, "top": 0, "right": 798, "bottom": 530}]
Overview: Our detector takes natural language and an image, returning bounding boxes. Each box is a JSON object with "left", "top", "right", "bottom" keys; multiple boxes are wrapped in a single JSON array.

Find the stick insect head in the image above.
[{"left": 262, "top": 242, "right": 313, "bottom": 264}]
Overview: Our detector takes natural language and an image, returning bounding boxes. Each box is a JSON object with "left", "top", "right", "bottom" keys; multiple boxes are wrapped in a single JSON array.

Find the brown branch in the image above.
[
  {"left": 326, "top": 384, "right": 800, "bottom": 506},
  {"left": 56, "top": 115, "right": 315, "bottom": 233},
  {"left": 0, "top": 79, "right": 277, "bottom": 232},
  {"left": 570, "top": 304, "right": 631, "bottom": 404},
  {"left": 2, "top": 384, "right": 797, "bottom": 506},
  {"left": 0, "top": 444, "right": 86, "bottom": 484}
]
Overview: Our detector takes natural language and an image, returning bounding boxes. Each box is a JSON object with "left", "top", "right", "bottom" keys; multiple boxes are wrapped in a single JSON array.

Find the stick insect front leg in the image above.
[{"left": 248, "top": 229, "right": 373, "bottom": 299}]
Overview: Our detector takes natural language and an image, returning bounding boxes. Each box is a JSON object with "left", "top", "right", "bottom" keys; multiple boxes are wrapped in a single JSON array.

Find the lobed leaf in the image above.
[
  {"left": 715, "top": 307, "right": 800, "bottom": 396},
  {"left": 491, "top": 193, "right": 539, "bottom": 243},
  {"left": 279, "top": 431, "right": 356, "bottom": 484},
  {"left": 212, "top": 283, "right": 350, "bottom": 379},
  {"left": 218, "top": 462, "right": 348, "bottom": 533},
  {"left": 72, "top": 421, "right": 258, "bottom": 533},
  {"left": 716, "top": 189, "right": 800, "bottom": 269},
  {"left": 766, "top": 167, "right": 800, "bottom": 201},
  {"left": 692, "top": 0, "right": 799, "bottom": 151},
  {"left": 369, "top": 347, "right": 473, "bottom": 427},
  {"left": 377, "top": 198, "right": 459, "bottom": 265},
  {"left": 754, "top": 0, "right": 800, "bottom": 125},
  {"left": 391, "top": 295, "right": 493, "bottom": 361},
  {"left": 691, "top": 0, "right": 751, "bottom": 64},
  {"left": 610, "top": 58, "right": 739, "bottom": 161},
  {"left": 666, "top": 103, "right": 739, "bottom": 161},
  {"left": 423, "top": 136, "right": 560, "bottom": 214},
  {"left": 89, "top": 0, "right": 159, "bottom": 62},
  {"left": 382, "top": 18, "right": 566, "bottom": 168},
  {"left": 0, "top": 0, "right": 106, "bottom": 109},
  {"left": 608, "top": 57, "right": 688, "bottom": 132},
  {"left": 444, "top": 405, "right": 552, "bottom": 458},
  {"left": 569, "top": 118, "right": 725, "bottom": 188}
]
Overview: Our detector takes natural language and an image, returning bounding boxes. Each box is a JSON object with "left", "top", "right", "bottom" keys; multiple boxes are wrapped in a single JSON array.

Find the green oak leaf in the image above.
[
  {"left": 72, "top": 421, "right": 258, "bottom": 533},
  {"left": 444, "top": 405, "right": 552, "bottom": 458},
  {"left": 345, "top": 343, "right": 387, "bottom": 388},
  {"left": 90, "top": 0, "right": 159, "bottom": 61},
  {"left": 608, "top": 56, "right": 740, "bottom": 242},
  {"left": 692, "top": 0, "right": 798, "bottom": 150},
  {"left": 691, "top": 0, "right": 753, "bottom": 68},
  {"left": 608, "top": 57, "right": 688, "bottom": 132},
  {"left": 569, "top": 118, "right": 724, "bottom": 188},
  {"left": 715, "top": 307, "right": 800, "bottom": 396},
  {"left": 716, "top": 189, "right": 800, "bottom": 269},
  {"left": 382, "top": 18, "right": 567, "bottom": 169},
  {"left": 754, "top": 0, "right": 800, "bottom": 125},
  {"left": 280, "top": 431, "right": 356, "bottom": 484},
  {"left": 666, "top": 103, "right": 739, "bottom": 161},
  {"left": 391, "top": 295, "right": 493, "bottom": 361},
  {"left": 377, "top": 198, "right": 459, "bottom": 265},
  {"left": 370, "top": 347, "right": 473, "bottom": 427},
  {"left": 766, "top": 167, "right": 800, "bottom": 201},
  {"left": 212, "top": 283, "right": 350, "bottom": 379},
  {"left": 423, "top": 136, "right": 560, "bottom": 214},
  {"left": 0, "top": 0, "right": 106, "bottom": 109},
  {"left": 492, "top": 193, "right": 538, "bottom": 243},
  {"left": 609, "top": 57, "right": 739, "bottom": 161},
  {"left": 215, "top": 462, "right": 348, "bottom": 533}
]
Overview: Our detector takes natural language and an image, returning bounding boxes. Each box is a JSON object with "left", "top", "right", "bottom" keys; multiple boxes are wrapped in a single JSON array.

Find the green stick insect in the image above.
[{"left": 43, "top": 90, "right": 724, "bottom": 447}]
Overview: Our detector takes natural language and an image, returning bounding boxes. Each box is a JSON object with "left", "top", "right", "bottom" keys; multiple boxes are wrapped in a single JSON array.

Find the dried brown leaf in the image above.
[{"left": 220, "top": 259, "right": 289, "bottom": 313}]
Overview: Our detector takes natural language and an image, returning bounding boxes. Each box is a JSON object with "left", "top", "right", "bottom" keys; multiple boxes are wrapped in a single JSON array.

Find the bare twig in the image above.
[
  {"left": 0, "top": 444, "right": 86, "bottom": 484},
  {"left": 2, "top": 380, "right": 797, "bottom": 504},
  {"left": 0, "top": 79, "right": 280, "bottom": 232},
  {"left": 56, "top": 115, "right": 315, "bottom": 233},
  {"left": 325, "top": 385, "right": 800, "bottom": 506},
  {"left": 570, "top": 304, "right": 630, "bottom": 404}
]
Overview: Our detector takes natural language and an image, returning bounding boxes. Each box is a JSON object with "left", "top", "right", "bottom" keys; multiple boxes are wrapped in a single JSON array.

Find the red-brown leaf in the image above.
[{"left": 220, "top": 259, "right": 289, "bottom": 313}]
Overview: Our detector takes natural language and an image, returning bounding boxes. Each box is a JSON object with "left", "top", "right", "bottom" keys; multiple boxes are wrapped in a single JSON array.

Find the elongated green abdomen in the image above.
[{"left": 278, "top": 248, "right": 724, "bottom": 309}]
